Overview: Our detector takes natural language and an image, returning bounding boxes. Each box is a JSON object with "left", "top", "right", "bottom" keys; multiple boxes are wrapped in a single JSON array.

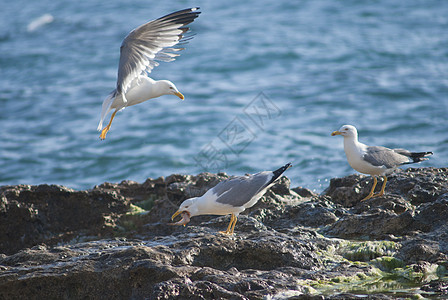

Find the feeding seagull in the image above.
[
  {"left": 171, "top": 163, "right": 292, "bottom": 235},
  {"left": 331, "top": 125, "right": 432, "bottom": 201},
  {"left": 97, "top": 8, "right": 201, "bottom": 140}
]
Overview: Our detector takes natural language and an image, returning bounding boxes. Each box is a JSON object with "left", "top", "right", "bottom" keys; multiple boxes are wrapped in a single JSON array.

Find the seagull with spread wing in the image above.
[
  {"left": 332, "top": 125, "right": 433, "bottom": 201},
  {"left": 97, "top": 8, "right": 201, "bottom": 140}
]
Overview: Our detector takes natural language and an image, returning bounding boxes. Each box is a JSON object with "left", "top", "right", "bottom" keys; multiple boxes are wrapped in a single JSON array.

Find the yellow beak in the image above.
[
  {"left": 171, "top": 210, "right": 182, "bottom": 221},
  {"left": 331, "top": 131, "right": 342, "bottom": 136},
  {"left": 174, "top": 91, "right": 184, "bottom": 100}
]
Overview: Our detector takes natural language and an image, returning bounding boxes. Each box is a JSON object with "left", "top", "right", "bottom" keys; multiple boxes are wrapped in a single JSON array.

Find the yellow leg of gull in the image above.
[
  {"left": 373, "top": 176, "right": 387, "bottom": 198},
  {"left": 229, "top": 215, "right": 238, "bottom": 235},
  {"left": 361, "top": 176, "right": 377, "bottom": 201},
  {"left": 99, "top": 110, "right": 118, "bottom": 140},
  {"left": 219, "top": 214, "right": 236, "bottom": 235}
]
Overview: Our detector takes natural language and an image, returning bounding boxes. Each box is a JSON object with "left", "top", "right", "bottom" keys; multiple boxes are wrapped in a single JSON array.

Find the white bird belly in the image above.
[
  {"left": 344, "top": 142, "right": 387, "bottom": 176},
  {"left": 111, "top": 76, "right": 155, "bottom": 109},
  {"left": 347, "top": 155, "right": 387, "bottom": 176}
]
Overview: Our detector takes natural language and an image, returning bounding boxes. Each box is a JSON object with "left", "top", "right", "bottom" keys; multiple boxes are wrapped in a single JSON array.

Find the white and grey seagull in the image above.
[
  {"left": 332, "top": 125, "right": 432, "bottom": 201},
  {"left": 97, "top": 8, "right": 201, "bottom": 140},
  {"left": 170, "top": 163, "right": 292, "bottom": 235}
]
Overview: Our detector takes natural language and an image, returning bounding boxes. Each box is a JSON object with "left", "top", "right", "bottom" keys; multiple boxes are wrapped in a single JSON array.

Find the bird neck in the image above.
[
  {"left": 152, "top": 80, "right": 169, "bottom": 98},
  {"left": 185, "top": 198, "right": 201, "bottom": 217},
  {"left": 190, "top": 195, "right": 223, "bottom": 216},
  {"left": 343, "top": 134, "right": 362, "bottom": 156}
]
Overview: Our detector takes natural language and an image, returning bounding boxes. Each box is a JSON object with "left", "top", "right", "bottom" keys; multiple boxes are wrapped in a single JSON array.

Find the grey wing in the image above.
[
  {"left": 363, "top": 146, "right": 409, "bottom": 168},
  {"left": 117, "top": 8, "right": 200, "bottom": 96},
  {"left": 392, "top": 148, "right": 413, "bottom": 157},
  {"left": 214, "top": 173, "right": 272, "bottom": 207}
]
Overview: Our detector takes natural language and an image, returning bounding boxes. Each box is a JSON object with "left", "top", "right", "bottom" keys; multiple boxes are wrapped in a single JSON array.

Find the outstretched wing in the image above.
[{"left": 117, "top": 7, "right": 200, "bottom": 99}]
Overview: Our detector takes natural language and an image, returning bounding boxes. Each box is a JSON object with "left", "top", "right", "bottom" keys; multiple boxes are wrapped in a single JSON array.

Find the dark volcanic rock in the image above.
[
  {"left": 0, "top": 234, "right": 323, "bottom": 299},
  {"left": 422, "top": 280, "right": 448, "bottom": 296},
  {"left": 324, "top": 168, "right": 448, "bottom": 240},
  {"left": 278, "top": 201, "right": 339, "bottom": 228},
  {"left": 291, "top": 186, "right": 318, "bottom": 198},
  {"left": 397, "top": 239, "right": 447, "bottom": 264},
  {"left": 326, "top": 208, "right": 416, "bottom": 239},
  {"left": 325, "top": 168, "right": 448, "bottom": 207},
  {"left": 0, "top": 168, "right": 447, "bottom": 299},
  {"left": 324, "top": 174, "right": 366, "bottom": 206},
  {"left": 0, "top": 184, "right": 130, "bottom": 255}
]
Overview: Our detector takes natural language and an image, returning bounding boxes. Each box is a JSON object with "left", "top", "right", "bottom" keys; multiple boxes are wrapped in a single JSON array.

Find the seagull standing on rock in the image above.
[
  {"left": 332, "top": 125, "right": 432, "bottom": 201},
  {"left": 97, "top": 8, "right": 201, "bottom": 140},
  {"left": 170, "top": 163, "right": 292, "bottom": 235}
]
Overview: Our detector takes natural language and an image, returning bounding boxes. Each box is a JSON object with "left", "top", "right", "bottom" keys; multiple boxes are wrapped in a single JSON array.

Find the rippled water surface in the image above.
[{"left": 0, "top": 0, "right": 446, "bottom": 191}]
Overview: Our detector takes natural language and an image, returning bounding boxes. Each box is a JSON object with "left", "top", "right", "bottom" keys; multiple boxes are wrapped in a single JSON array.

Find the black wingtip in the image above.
[
  {"left": 159, "top": 7, "right": 201, "bottom": 23},
  {"left": 276, "top": 162, "right": 292, "bottom": 173},
  {"left": 267, "top": 163, "right": 292, "bottom": 186},
  {"left": 410, "top": 151, "right": 433, "bottom": 163},
  {"left": 401, "top": 151, "right": 433, "bottom": 165}
]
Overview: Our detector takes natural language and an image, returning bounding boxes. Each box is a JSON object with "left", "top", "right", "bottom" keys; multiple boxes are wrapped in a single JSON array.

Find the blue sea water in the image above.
[{"left": 0, "top": 0, "right": 447, "bottom": 191}]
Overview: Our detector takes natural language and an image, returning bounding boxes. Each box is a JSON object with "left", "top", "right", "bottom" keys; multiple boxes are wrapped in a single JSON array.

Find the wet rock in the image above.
[
  {"left": 200, "top": 215, "right": 268, "bottom": 234},
  {"left": 269, "top": 176, "right": 293, "bottom": 196},
  {"left": 326, "top": 168, "right": 448, "bottom": 207},
  {"left": 323, "top": 168, "right": 448, "bottom": 240},
  {"left": 0, "top": 234, "right": 321, "bottom": 299},
  {"left": 397, "top": 240, "right": 447, "bottom": 264},
  {"left": 291, "top": 186, "right": 318, "bottom": 198},
  {"left": 190, "top": 231, "right": 321, "bottom": 271},
  {"left": 413, "top": 194, "right": 448, "bottom": 230},
  {"left": 387, "top": 168, "right": 448, "bottom": 204},
  {"left": 294, "top": 294, "right": 396, "bottom": 300},
  {"left": 324, "top": 174, "right": 366, "bottom": 206},
  {"left": 421, "top": 280, "right": 448, "bottom": 295},
  {"left": 0, "top": 168, "right": 447, "bottom": 299},
  {"left": 325, "top": 209, "right": 415, "bottom": 239},
  {"left": 151, "top": 278, "right": 248, "bottom": 300},
  {"left": 283, "top": 201, "right": 339, "bottom": 228},
  {"left": 0, "top": 184, "right": 130, "bottom": 255}
]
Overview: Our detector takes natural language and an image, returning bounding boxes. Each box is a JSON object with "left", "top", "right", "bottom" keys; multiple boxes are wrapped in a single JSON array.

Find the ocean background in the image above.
[{"left": 0, "top": 0, "right": 446, "bottom": 192}]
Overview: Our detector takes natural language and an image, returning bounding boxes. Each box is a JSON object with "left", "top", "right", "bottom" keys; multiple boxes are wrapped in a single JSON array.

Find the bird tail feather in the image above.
[
  {"left": 408, "top": 151, "right": 433, "bottom": 163},
  {"left": 97, "top": 91, "right": 116, "bottom": 131},
  {"left": 267, "top": 163, "right": 292, "bottom": 186},
  {"left": 400, "top": 151, "right": 433, "bottom": 164}
]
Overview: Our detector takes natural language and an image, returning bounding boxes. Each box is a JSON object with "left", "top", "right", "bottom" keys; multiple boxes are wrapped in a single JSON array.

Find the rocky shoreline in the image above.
[{"left": 1, "top": 167, "right": 447, "bottom": 299}]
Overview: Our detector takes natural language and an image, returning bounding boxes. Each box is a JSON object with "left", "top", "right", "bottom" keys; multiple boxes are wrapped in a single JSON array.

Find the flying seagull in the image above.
[
  {"left": 97, "top": 8, "right": 201, "bottom": 140},
  {"left": 171, "top": 163, "right": 292, "bottom": 234},
  {"left": 332, "top": 125, "right": 432, "bottom": 201}
]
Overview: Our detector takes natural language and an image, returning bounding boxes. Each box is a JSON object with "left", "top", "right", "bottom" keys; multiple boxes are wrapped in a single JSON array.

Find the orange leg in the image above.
[
  {"left": 229, "top": 214, "right": 238, "bottom": 235},
  {"left": 219, "top": 214, "right": 237, "bottom": 235},
  {"left": 99, "top": 110, "right": 118, "bottom": 140},
  {"left": 372, "top": 176, "right": 387, "bottom": 198},
  {"left": 361, "top": 176, "right": 377, "bottom": 201}
]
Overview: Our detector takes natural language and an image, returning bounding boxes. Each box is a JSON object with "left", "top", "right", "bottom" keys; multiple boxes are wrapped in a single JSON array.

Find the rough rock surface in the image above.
[{"left": 0, "top": 168, "right": 447, "bottom": 299}]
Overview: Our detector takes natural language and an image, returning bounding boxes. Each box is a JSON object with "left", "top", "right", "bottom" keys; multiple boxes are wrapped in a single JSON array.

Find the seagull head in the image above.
[
  {"left": 157, "top": 80, "right": 184, "bottom": 100},
  {"left": 171, "top": 197, "right": 199, "bottom": 224},
  {"left": 331, "top": 125, "right": 358, "bottom": 138}
]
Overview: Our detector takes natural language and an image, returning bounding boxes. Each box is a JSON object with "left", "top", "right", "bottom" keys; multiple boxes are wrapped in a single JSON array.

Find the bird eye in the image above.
[{"left": 170, "top": 87, "right": 174, "bottom": 89}]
